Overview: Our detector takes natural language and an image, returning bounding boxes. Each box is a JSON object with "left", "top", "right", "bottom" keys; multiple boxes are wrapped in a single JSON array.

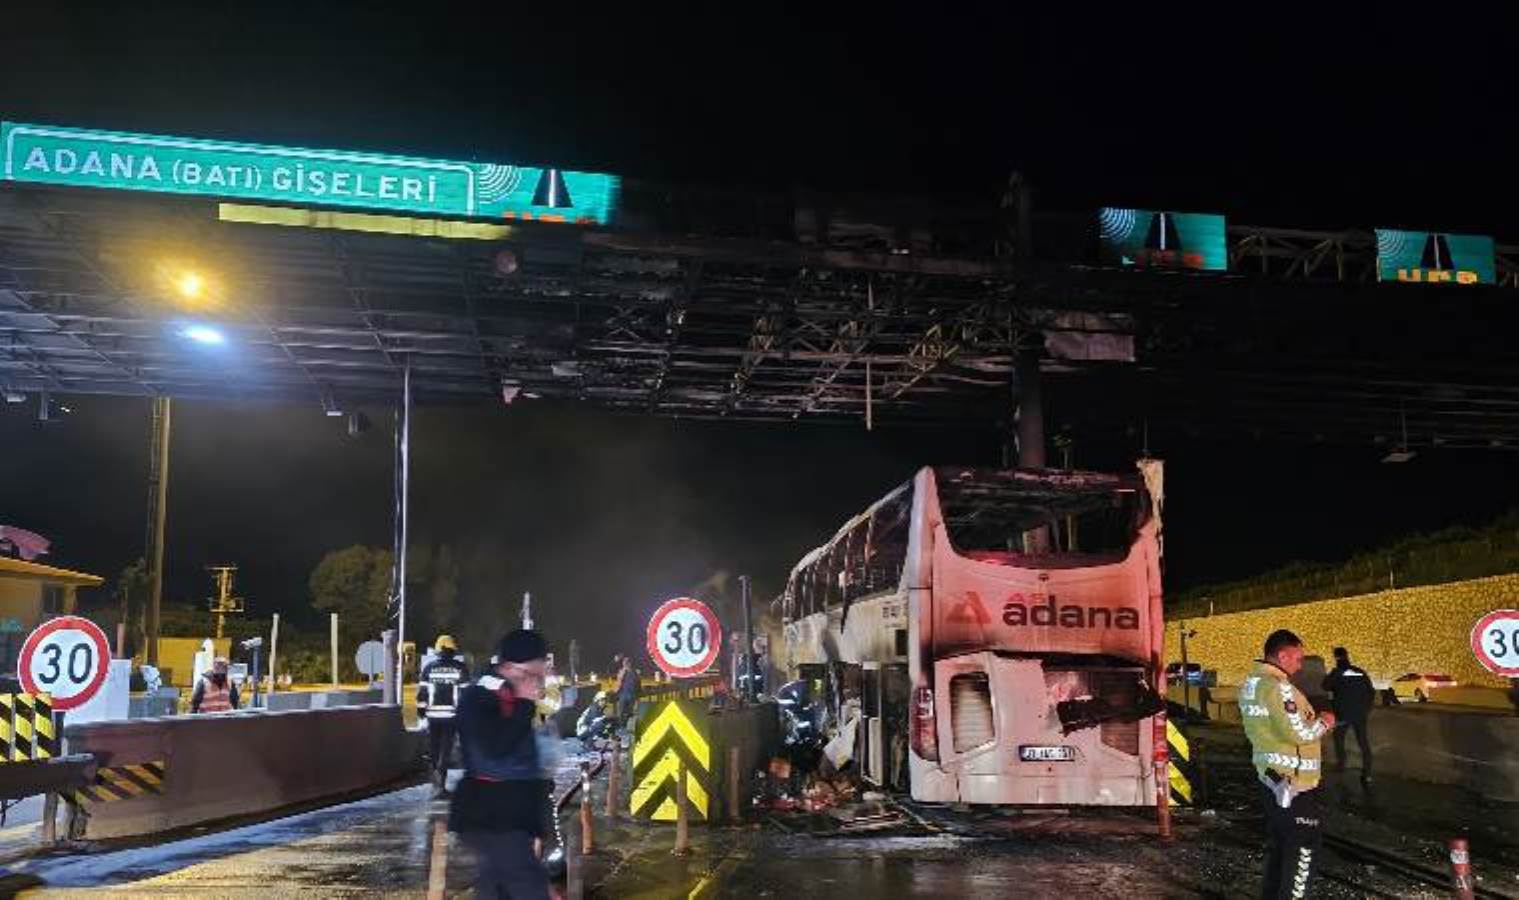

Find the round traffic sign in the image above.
[
  {"left": 1471, "top": 609, "right": 1519, "bottom": 677},
  {"left": 646, "top": 597, "right": 722, "bottom": 678},
  {"left": 355, "top": 640, "right": 386, "bottom": 677},
  {"left": 18, "top": 615, "right": 111, "bottom": 711}
]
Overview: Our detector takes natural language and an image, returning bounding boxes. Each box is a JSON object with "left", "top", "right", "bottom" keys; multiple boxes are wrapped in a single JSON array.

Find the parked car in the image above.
[
  {"left": 1166, "top": 662, "right": 1204, "bottom": 685},
  {"left": 1391, "top": 672, "right": 1458, "bottom": 703}
]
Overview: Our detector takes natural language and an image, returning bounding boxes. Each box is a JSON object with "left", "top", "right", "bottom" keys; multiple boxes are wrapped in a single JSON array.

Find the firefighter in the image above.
[
  {"left": 1240, "top": 629, "right": 1336, "bottom": 900},
  {"left": 418, "top": 634, "right": 470, "bottom": 796},
  {"left": 191, "top": 657, "right": 239, "bottom": 713},
  {"left": 1321, "top": 646, "right": 1375, "bottom": 784}
]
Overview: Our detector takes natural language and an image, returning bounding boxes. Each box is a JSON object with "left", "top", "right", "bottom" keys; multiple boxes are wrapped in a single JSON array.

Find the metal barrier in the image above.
[
  {"left": 63, "top": 704, "right": 423, "bottom": 839},
  {"left": 0, "top": 754, "right": 95, "bottom": 802},
  {"left": 263, "top": 688, "right": 384, "bottom": 712},
  {"left": 0, "top": 692, "right": 58, "bottom": 761},
  {"left": 628, "top": 698, "right": 779, "bottom": 824}
]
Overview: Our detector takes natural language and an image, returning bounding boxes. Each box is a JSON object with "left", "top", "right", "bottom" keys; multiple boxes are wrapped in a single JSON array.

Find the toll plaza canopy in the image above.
[{"left": 3, "top": 120, "right": 1519, "bottom": 449}]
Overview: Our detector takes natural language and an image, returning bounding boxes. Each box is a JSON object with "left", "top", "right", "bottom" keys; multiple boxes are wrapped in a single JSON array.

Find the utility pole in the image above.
[
  {"left": 392, "top": 358, "right": 412, "bottom": 701},
  {"left": 206, "top": 565, "right": 245, "bottom": 640},
  {"left": 144, "top": 396, "right": 171, "bottom": 666},
  {"left": 739, "top": 576, "right": 758, "bottom": 702}
]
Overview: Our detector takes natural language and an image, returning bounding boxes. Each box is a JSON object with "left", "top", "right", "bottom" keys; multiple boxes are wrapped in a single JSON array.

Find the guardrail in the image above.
[{"left": 62, "top": 704, "right": 423, "bottom": 839}]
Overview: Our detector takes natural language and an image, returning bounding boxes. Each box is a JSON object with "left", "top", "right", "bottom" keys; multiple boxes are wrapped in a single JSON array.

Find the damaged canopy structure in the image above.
[{"left": 2, "top": 177, "right": 1518, "bottom": 450}]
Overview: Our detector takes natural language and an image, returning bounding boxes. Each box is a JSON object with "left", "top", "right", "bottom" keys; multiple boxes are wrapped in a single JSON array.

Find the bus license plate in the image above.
[{"left": 1019, "top": 745, "right": 1075, "bottom": 762}]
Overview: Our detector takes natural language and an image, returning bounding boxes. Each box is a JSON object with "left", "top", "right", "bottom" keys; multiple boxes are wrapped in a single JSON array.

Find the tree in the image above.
[
  {"left": 114, "top": 558, "right": 151, "bottom": 659},
  {"left": 309, "top": 546, "right": 393, "bottom": 643}
]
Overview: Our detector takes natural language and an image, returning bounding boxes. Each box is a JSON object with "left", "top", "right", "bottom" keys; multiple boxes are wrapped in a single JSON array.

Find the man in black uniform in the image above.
[
  {"left": 417, "top": 634, "right": 469, "bottom": 795},
  {"left": 451, "top": 629, "right": 553, "bottom": 900},
  {"left": 1321, "top": 646, "right": 1375, "bottom": 784}
]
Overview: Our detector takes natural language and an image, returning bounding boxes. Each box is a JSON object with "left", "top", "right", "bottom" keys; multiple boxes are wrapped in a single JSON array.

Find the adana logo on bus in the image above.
[{"left": 1001, "top": 593, "right": 1140, "bottom": 630}]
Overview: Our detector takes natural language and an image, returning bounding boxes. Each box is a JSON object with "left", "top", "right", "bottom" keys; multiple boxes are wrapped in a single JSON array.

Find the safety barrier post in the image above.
[
  {"left": 1449, "top": 837, "right": 1475, "bottom": 900},
  {"left": 604, "top": 745, "right": 620, "bottom": 819},
  {"left": 727, "top": 745, "right": 741, "bottom": 822},
  {"left": 673, "top": 758, "right": 690, "bottom": 855},
  {"left": 1153, "top": 713, "right": 1173, "bottom": 841},
  {"left": 579, "top": 762, "right": 594, "bottom": 856}
]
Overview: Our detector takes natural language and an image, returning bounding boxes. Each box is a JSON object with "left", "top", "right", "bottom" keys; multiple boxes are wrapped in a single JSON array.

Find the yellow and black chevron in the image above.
[
  {"left": 629, "top": 699, "right": 710, "bottom": 822},
  {"left": 71, "top": 761, "right": 167, "bottom": 804},
  {"left": 0, "top": 692, "right": 56, "bottom": 762},
  {"left": 1166, "top": 719, "right": 1194, "bottom": 806}
]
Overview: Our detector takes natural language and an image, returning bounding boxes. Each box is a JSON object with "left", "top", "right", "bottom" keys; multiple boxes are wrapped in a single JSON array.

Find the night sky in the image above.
[{"left": 3, "top": 7, "right": 1516, "bottom": 665}]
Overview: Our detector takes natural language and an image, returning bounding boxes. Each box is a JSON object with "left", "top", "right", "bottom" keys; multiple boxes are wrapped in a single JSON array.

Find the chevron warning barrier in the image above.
[
  {"left": 0, "top": 692, "right": 57, "bottom": 762},
  {"left": 70, "top": 760, "right": 167, "bottom": 805},
  {"left": 629, "top": 699, "right": 710, "bottom": 821},
  {"left": 1167, "top": 718, "right": 1194, "bottom": 806}
]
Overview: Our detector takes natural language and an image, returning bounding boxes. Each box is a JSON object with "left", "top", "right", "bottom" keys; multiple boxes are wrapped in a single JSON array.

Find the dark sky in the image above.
[
  {"left": 5, "top": 5, "right": 1513, "bottom": 231},
  {"left": 3, "top": 7, "right": 1516, "bottom": 665}
]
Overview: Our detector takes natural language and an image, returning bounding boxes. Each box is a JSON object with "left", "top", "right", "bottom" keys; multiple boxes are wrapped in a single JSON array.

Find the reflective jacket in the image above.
[
  {"left": 1239, "top": 660, "right": 1328, "bottom": 790},
  {"left": 192, "top": 674, "right": 237, "bottom": 713},
  {"left": 417, "top": 653, "right": 470, "bottom": 720}
]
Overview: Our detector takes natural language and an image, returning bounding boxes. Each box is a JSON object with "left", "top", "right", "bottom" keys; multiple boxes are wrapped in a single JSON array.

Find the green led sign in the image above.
[
  {"left": 1097, "top": 208, "right": 1227, "bottom": 272},
  {"left": 1375, "top": 228, "right": 1494, "bottom": 285},
  {"left": 1, "top": 121, "right": 619, "bottom": 225}
]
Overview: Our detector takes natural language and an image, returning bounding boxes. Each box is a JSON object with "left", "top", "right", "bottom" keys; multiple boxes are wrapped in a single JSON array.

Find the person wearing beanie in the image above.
[{"left": 449, "top": 629, "right": 553, "bottom": 899}]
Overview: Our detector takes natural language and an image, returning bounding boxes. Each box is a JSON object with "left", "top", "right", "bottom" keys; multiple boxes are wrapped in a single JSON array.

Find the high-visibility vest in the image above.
[{"left": 199, "top": 676, "right": 233, "bottom": 713}]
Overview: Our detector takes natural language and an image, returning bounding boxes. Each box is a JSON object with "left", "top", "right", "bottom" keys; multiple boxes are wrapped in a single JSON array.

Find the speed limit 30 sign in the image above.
[
  {"left": 1471, "top": 609, "right": 1519, "bottom": 678},
  {"left": 647, "top": 597, "right": 722, "bottom": 678},
  {"left": 18, "top": 615, "right": 111, "bottom": 710}
]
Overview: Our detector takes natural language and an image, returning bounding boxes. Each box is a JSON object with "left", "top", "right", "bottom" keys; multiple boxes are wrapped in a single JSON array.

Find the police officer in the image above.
[
  {"left": 417, "top": 634, "right": 469, "bottom": 796},
  {"left": 1240, "top": 629, "right": 1336, "bottom": 900},
  {"left": 1321, "top": 646, "right": 1375, "bottom": 784}
]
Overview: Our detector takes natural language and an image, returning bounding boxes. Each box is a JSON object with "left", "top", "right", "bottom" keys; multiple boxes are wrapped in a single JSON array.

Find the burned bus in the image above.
[{"left": 776, "top": 465, "right": 1166, "bottom": 806}]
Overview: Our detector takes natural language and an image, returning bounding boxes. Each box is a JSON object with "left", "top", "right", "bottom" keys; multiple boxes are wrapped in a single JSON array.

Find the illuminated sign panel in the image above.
[
  {"left": 0, "top": 121, "right": 618, "bottom": 225},
  {"left": 1098, "top": 208, "right": 1227, "bottom": 272},
  {"left": 1375, "top": 229, "right": 1494, "bottom": 285}
]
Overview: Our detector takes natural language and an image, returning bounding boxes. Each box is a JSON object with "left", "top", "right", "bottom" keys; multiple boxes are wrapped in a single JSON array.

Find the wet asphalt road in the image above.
[{"left": 6, "top": 728, "right": 1518, "bottom": 898}]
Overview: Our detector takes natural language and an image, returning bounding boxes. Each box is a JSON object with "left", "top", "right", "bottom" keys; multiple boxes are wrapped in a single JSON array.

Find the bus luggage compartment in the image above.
[{"left": 933, "top": 651, "right": 1157, "bottom": 806}]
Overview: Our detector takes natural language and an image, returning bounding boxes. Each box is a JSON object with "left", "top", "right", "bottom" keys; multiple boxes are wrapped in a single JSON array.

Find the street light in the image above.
[
  {"left": 176, "top": 271, "right": 205, "bottom": 300},
  {"left": 181, "top": 324, "right": 226, "bottom": 345}
]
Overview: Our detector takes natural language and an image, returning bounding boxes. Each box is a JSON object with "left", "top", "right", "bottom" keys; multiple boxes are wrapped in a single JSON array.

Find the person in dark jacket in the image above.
[
  {"left": 1321, "top": 646, "right": 1375, "bottom": 783},
  {"left": 417, "top": 634, "right": 470, "bottom": 796},
  {"left": 450, "top": 629, "right": 553, "bottom": 900},
  {"left": 615, "top": 656, "right": 639, "bottom": 724}
]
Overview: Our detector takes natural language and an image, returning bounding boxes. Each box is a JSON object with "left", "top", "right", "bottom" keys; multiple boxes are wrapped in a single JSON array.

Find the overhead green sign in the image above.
[
  {"left": 1375, "top": 228, "right": 1495, "bottom": 285},
  {"left": 1097, "top": 208, "right": 1227, "bottom": 272},
  {"left": 1, "top": 121, "right": 619, "bottom": 225}
]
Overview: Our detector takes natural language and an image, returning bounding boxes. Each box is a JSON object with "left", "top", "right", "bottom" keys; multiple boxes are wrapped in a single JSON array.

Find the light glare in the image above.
[
  {"left": 183, "top": 324, "right": 225, "bottom": 345},
  {"left": 177, "top": 271, "right": 205, "bottom": 299}
]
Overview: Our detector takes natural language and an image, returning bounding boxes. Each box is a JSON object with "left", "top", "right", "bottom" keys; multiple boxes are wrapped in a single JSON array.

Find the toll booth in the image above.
[{"left": 0, "top": 556, "right": 104, "bottom": 680}]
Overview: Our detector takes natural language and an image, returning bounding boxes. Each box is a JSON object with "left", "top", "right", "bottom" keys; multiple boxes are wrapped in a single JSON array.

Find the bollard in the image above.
[
  {"left": 1153, "top": 714, "right": 1173, "bottom": 841},
  {"left": 673, "top": 758, "right": 690, "bottom": 855},
  {"left": 1194, "top": 737, "right": 1210, "bottom": 809},
  {"left": 605, "top": 747, "right": 620, "bottom": 819},
  {"left": 580, "top": 762, "right": 594, "bottom": 856},
  {"left": 727, "top": 745, "right": 741, "bottom": 822},
  {"left": 1449, "top": 837, "right": 1476, "bottom": 900},
  {"left": 426, "top": 819, "right": 449, "bottom": 900},
  {"left": 41, "top": 793, "right": 58, "bottom": 844}
]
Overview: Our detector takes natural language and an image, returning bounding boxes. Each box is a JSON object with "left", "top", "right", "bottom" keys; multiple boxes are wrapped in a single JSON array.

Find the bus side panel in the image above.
[{"left": 929, "top": 653, "right": 1156, "bottom": 806}]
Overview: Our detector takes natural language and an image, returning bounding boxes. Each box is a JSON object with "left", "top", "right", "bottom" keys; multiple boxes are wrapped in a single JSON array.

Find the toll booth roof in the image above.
[{"left": 0, "top": 556, "right": 105, "bottom": 586}]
